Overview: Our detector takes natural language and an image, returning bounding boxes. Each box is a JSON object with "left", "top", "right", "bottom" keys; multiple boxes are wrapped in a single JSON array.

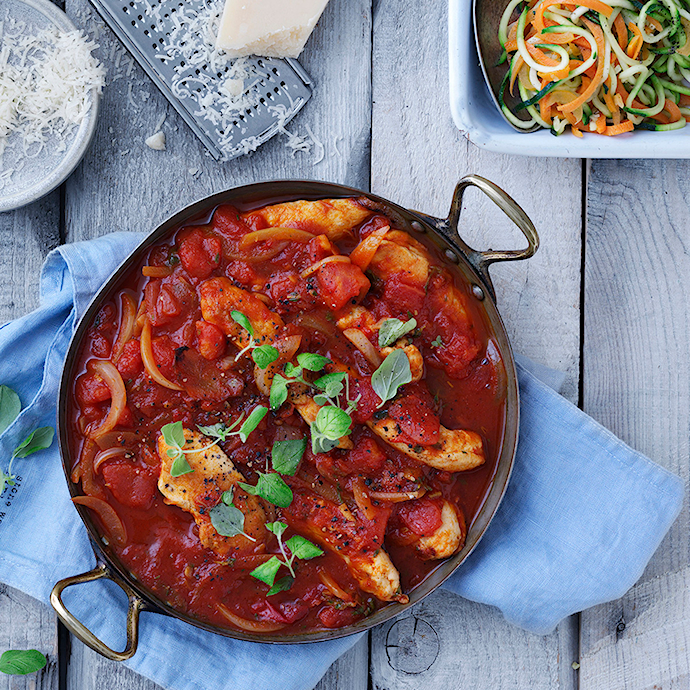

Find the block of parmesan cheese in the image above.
[{"left": 216, "top": 0, "right": 330, "bottom": 58}]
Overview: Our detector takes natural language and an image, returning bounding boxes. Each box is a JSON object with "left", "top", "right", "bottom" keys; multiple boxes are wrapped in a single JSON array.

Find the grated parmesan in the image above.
[{"left": 0, "top": 17, "right": 104, "bottom": 179}]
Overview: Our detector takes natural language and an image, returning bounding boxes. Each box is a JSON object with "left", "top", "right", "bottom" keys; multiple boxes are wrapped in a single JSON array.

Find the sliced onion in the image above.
[
  {"left": 239, "top": 227, "right": 315, "bottom": 248},
  {"left": 339, "top": 503, "right": 356, "bottom": 522},
  {"left": 226, "top": 241, "right": 289, "bottom": 263},
  {"left": 142, "top": 265, "right": 173, "bottom": 278},
  {"left": 343, "top": 329, "right": 382, "bottom": 367},
  {"left": 94, "top": 431, "right": 140, "bottom": 451},
  {"left": 72, "top": 495, "right": 127, "bottom": 546},
  {"left": 349, "top": 225, "right": 390, "bottom": 271},
  {"left": 318, "top": 568, "right": 354, "bottom": 603},
  {"left": 351, "top": 476, "right": 377, "bottom": 521},
  {"left": 93, "top": 447, "right": 133, "bottom": 474},
  {"left": 87, "top": 361, "right": 128, "bottom": 440},
  {"left": 295, "top": 468, "right": 342, "bottom": 506},
  {"left": 301, "top": 254, "right": 350, "bottom": 278},
  {"left": 216, "top": 603, "right": 287, "bottom": 632},
  {"left": 254, "top": 334, "right": 302, "bottom": 396},
  {"left": 140, "top": 317, "right": 184, "bottom": 391},
  {"left": 111, "top": 292, "right": 137, "bottom": 364},
  {"left": 368, "top": 488, "right": 427, "bottom": 502},
  {"left": 292, "top": 312, "right": 338, "bottom": 338}
]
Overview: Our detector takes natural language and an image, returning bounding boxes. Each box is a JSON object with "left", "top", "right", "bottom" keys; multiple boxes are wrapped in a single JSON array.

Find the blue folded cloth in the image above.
[{"left": 0, "top": 234, "right": 683, "bottom": 689}]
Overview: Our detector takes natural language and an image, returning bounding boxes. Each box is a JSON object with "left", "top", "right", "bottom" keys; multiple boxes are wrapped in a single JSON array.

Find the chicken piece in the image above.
[
  {"left": 199, "top": 278, "right": 284, "bottom": 348},
  {"left": 242, "top": 199, "right": 372, "bottom": 242},
  {"left": 415, "top": 500, "right": 466, "bottom": 560},
  {"left": 380, "top": 342, "right": 424, "bottom": 382},
  {"left": 284, "top": 485, "right": 407, "bottom": 603},
  {"left": 158, "top": 429, "right": 267, "bottom": 556},
  {"left": 367, "top": 416, "right": 484, "bottom": 472},
  {"left": 336, "top": 305, "right": 378, "bottom": 333},
  {"left": 288, "top": 388, "right": 354, "bottom": 450},
  {"left": 369, "top": 231, "right": 430, "bottom": 287}
]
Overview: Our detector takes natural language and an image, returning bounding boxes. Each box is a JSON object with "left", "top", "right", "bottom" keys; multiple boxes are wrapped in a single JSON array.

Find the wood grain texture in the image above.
[
  {"left": 0, "top": 193, "right": 61, "bottom": 690},
  {"left": 580, "top": 159, "right": 690, "bottom": 690},
  {"left": 369, "top": 1, "right": 581, "bottom": 688},
  {"left": 62, "top": 0, "right": 372, "bottom": 688}
]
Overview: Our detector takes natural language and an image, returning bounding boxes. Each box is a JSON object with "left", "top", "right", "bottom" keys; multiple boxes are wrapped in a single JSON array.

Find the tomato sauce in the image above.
[{"left": 67, "top": 198, "right": 506, "bottom": 635}]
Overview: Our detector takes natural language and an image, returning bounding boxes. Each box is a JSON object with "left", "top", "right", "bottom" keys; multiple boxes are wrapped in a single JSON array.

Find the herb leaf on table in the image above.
[{"left": 0, "top": 649, "right": 47, "bottom": 675}]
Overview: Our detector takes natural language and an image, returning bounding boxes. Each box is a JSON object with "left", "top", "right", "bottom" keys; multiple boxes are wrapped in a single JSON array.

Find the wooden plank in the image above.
[
  {"left": 369, "top": 1, "right": 582, "bottom": 688},
  {"left": 63, "top": 0, "right": 372, "bottom": 688},
  {"left": 580, "top": 159, "right": 690, "bottom": 689},
  {"left": 0, "top": 194, "right": 61, "bottom": 690}
]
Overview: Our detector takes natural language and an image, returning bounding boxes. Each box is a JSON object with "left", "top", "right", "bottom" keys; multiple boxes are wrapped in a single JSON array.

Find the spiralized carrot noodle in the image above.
[
  {"left": 216, "top": 603, "right": 287, "bottom": 632},
  {"left": 111, "top": 292, "right": 137, "bottom": 364},
  {"left": 301, "top": 254, "right": 350, "bottom": 278},
  {"left": 343, "top": 329, "right": 382, "bottom": 367},
  {"left": 87, "top": 361, "right": 128, "bottom": 440},
  {"left": 93, "top": 447, "right": 133, "bottom": 474},
  {"left": 72, "top": 496, "right": 127, "bottom": 546},
  {"left": 368, "top": 488, "right": 428, "bottom": 502},
  {"left": 238, "top": 226, "right": 316, "bottom": 249},
  {"left": 318, "top": 568, "right": 354, "bottom": 603},
  {"left": 141, "top": 266, "right": 173, "bottom": 278},
  {"left": 140, "top": 317, "right": 184, "bottom": 391},
  {"left": 349, "top": 225, "right": 390, "bottom": 271}
]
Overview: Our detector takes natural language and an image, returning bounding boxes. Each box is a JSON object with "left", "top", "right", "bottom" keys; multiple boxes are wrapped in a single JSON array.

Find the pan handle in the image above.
[
  {"left": 50, "top": 564, "right": 144, "bottom": 661},
  {"left": 445, "top": 175, "right": 539, "bottom": 300}
]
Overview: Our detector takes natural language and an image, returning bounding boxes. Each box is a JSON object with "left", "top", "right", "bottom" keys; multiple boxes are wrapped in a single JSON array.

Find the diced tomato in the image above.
[
  {"left": 179, "top": 229, "right": 222, "bottom": 279},
  {"left": 116, "top": 340, "right": 143, "bottom": 380},
  {"left": 157, "top": 284, "right": 181, "bottom": 318},
  {"left": 306, "top": 234, "right": 336, "bottom": 264},
  {"left": 396, "top": 497, "right": 444, "bottom": 537},
  {"left": 212, "top": 205, "right": 251, "bottom": 239},
  {"left": 76, "top": 374, "right": 111, "bottom": 405},
  {"left": 382, "top": 275, "right": 426, "bottom": 315},
  {"left": 90, "top": 334, "right": 111, "bottom": 358},
  {"left": 316, "top": 262, "right": 370, "bottom": 311},
  {"left": 250, "top": 598, "right": 309, "bottom": 625},
  {"left": 116, "top": 406, "right": 135, "bottom": 428},
  {"left": 318, "top": 605, "right": 361, "bottom": 629},
  {"left": 151, "top": 335, "right": 177, "bottom": 378},
  {"left": 102, "top": 463, "right": 158, "bottom": 510},
  {"left": 269, "top": 272, "right": 317, "bottom": 313},
  {"left": 388, "top": 384, "right": 440, "bottom": 445},
  {"left": 346, "top": 436, "right": 386, "bottom": 473},
  {"left": 350, "top": 378, "right": 380, "bottom": 424},
  {"left": 225, "top": 260, "right": 257, "bottom": 287},
  {"left": 195, "top": 320, "right": 226, "bottom": 360}
]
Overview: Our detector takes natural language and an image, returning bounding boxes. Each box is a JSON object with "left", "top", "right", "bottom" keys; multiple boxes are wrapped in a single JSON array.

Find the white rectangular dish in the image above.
[{"left": 448, "top": 0, "right": 690, "bottom": 158}]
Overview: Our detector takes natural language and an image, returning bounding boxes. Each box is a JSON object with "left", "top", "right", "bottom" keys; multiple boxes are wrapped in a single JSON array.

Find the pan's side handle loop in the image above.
[
  {"left": 447, "top": 175, "right": 539, "bottom": 297},
  {"left": 50, "top": 564, "right": 144, "bottom": 662}
]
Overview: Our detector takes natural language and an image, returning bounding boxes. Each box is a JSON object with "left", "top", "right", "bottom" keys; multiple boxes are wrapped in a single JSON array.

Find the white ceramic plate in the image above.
[
  {"left": 448, "top": 0, "right": 690, "bottom": 158},
  {"left": 0, "top": 0, "right": 100, "bottom": 212}
]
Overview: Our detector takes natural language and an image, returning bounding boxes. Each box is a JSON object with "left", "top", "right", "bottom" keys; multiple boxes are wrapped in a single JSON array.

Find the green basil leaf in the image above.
[
  {"left": 209, "top": 497, "right": 246, "bottom": 537},
  {"left": 269, "top": 375, "right": 289, "bottom": 410},
  {"left": 378, "top": 317, "right": 417, "bottom": 348},
  {"left": 313, "top": 394, "right": 329, "bottom": 406},
  {"left": 284, "top": 362, "right": 300, "bottom": 377},
  {"left": 222, "top": 488, "right": 234, "bottom": 505},
  {"left": 265, "top": 521, "right": 288, "bottom": 538},
  {"left": 239, "top": 405, "right": 268, "bottom": 442},
  {"left": 231, "top": 310, "right": 254, "bottom": 337},
  {"left": 0, "top": 385, "right": 21, "bottom": 436},
  {"left": 371, "top": 349, "right": 412, "bottom": 407},
  {"left": 252, "top": 345, "right": 279, "bottom": 369},
  {"left": 297, "top": 352, "right": 331, "bottom": 372},
  {"left": 431, "top": 336, "right": 443, "bottom": 348},
  {"left": 162, "top": 421, "right": 185, "bottom": 449},
  {"left": 12, "top": 426, "right": 54, "bottom": 459},
  {"left": 285, "top": 535, "right": 323, "bottom": 560},
  {"left": 197, "top": 422, "right": 226, "bottom": 440},
  {"left": 250, "top": 556, "right": 282, "bottom": 587},
  {"left": 267, "top": 575, "right": 294, "bottom": 596},
  {"left": 240, "top": 473, "right": 293, "bottom": 508},
  {"left": 311, "top": 432, "right": 339, "bottom": 455},
  {"left": 313, "top": 372, "right": 346, "bottom": 399},
  {"left": 271, "top": 438, "right": 306, "bottom": 476},
  {"left": 170, "top": 454, "right": 194, "bottom": 477},
  {"left": 0, "top": 649, "right": 47, "bottom": 675},
  {"left": 313, "top": 406, "right": 352, "bottom": 440}
]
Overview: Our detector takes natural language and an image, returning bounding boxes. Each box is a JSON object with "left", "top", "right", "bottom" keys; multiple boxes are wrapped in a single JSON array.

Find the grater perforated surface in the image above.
[{"left": 89, "top": 0, "right": 313, "bottom": 160}]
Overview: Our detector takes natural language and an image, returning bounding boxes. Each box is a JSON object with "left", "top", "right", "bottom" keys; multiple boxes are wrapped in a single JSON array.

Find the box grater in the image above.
[{"left": 89, "top": 0, "right": 313, "bottom": 160}]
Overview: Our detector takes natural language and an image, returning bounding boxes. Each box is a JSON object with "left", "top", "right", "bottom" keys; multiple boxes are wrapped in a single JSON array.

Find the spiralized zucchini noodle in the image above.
[{"left": 498, "top": 0, "right": 690, "bottom": 135}]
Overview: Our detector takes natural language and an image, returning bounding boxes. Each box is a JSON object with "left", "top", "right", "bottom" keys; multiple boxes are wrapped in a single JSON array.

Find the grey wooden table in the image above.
[{"left": 2, "top": 0, "right": 689, "bottom": 688}]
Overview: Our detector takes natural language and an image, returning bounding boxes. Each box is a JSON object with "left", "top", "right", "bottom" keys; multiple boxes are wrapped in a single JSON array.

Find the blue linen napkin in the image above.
[{"left": 0, "top": 233, "right": 683, "bottom": 689}]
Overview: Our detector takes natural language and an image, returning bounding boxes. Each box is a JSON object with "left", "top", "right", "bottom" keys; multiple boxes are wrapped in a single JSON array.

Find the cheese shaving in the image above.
[{"left": 0, "top": 18, "right": 104, "bottom": 177}]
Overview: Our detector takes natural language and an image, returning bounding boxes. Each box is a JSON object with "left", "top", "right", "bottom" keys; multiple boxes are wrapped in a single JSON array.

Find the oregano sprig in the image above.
[
  {"left": 208, "top": 487, "right": 256, "bottom": 541},
  {"left": 231, "top": 310, "right": 279, "bottom": 368}
]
